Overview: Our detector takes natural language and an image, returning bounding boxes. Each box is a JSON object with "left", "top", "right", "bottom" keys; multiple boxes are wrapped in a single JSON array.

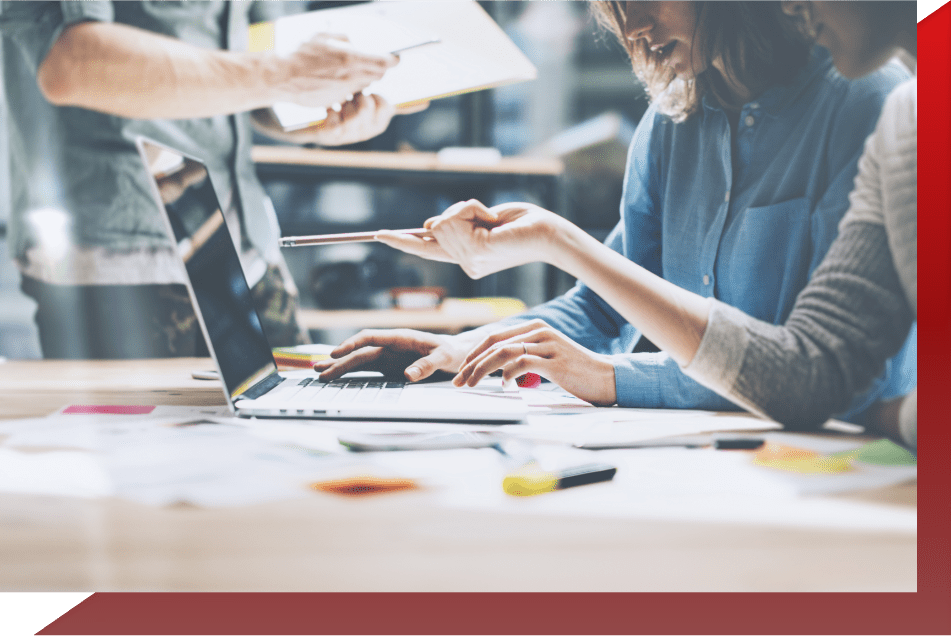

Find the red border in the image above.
[
  {"left": 37, "top": 4, "right": 951, "bottom": 635},
  {"left": 917, "top": 6, "right": 951, "bottom": 633},
  {"left": 31, "top": 592, "right": 951, "bottom": 635}
]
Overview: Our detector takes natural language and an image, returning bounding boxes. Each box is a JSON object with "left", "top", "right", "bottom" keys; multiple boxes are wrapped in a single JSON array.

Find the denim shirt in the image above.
[
  {"left": 507, "top": 49, "right": 915, "bottom": 421},
  {"left": 0, "top": 1, "right": 279, "bottom": 262}
]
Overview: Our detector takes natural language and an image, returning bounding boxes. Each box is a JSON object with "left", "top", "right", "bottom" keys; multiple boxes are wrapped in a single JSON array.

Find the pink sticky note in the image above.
[{"left": 62, "top": 405, "right": 156, "bottom": 415}]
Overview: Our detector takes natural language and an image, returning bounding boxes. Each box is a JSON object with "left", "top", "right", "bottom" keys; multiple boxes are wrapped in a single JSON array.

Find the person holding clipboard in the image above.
[
  {"left": 0, "top": 1, "right": 425, "bottom": 358},
  {"left": 314, "top": 1, "right": 915, "bottom": 434}
]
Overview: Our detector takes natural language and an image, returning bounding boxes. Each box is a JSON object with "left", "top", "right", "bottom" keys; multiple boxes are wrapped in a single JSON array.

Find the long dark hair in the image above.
[{"left": 592, "top": 2, "right": 813, "bottom": 121}]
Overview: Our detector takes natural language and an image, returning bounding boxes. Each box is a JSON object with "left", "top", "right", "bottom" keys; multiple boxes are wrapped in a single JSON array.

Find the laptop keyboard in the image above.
[{"left": 292, "top": 377, "right": 404, "bottom": 405}]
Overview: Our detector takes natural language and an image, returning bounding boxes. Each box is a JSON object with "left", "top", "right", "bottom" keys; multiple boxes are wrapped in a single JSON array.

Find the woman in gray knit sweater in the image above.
[{"left": 378, "top": 1, "right": 918, "bottom": 448}]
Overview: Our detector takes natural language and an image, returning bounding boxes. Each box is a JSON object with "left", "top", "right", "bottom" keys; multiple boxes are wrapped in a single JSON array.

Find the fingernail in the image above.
[{"left": 406, "top": 367, "right": 421, "bottom": 380}]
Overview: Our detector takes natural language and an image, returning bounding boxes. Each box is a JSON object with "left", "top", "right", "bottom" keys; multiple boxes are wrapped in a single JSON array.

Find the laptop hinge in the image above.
[{"left": 235, "top": 372, "right": 283, "bottom": 402}]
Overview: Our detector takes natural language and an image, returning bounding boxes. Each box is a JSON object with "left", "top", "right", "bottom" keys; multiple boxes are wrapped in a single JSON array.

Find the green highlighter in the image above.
[{"left": 503, "top": 462, "right": 617, "bottom": 497}]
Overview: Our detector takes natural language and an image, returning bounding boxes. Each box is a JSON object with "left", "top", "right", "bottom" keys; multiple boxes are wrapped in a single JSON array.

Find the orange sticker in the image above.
[
  {"left": 310, "top": 476, "right": 418, "bottom": 497},
  {"left": 754, "top": 441, "right": 820, "bottom": 462}
]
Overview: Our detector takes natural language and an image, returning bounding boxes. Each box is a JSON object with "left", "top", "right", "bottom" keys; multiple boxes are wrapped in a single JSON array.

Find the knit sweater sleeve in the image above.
[
  {"left": 683, "top": 219, "right": 914, "bottom": 436},
  {"left": 682, "top": 80, "right": 917, "bottom": 447}
]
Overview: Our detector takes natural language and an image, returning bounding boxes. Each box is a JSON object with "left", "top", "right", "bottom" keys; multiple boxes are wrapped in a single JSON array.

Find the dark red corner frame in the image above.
[{"left": 37, "top": 5, "right": 951, "bottom": 636}]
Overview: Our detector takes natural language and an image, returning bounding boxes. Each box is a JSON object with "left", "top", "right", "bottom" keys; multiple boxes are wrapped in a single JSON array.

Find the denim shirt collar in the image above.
[{"left": 702, "top": 46, "right": 833, "bottom": 118}]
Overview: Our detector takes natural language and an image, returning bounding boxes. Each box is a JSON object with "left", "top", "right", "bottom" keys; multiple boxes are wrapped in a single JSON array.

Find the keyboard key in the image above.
[
  {"left": 353, "top": 388, "right": 381, "bottom": 403},
  {"left": 335, "top": 385, "right": 364, "bottom": 403},
  {"left": 308, "top": 386, "right": 341, "bottom": 403}
]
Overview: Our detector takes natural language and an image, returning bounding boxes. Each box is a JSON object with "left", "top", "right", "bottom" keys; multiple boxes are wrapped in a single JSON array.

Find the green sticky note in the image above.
[{"left": 852, "top": 439, "right": 917, "bottom": 466}]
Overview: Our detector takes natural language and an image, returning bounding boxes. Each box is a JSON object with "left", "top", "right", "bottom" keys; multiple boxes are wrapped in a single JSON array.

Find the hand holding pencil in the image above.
[{"left": 373, "top": 199, "right": 560, "bottom": 275}]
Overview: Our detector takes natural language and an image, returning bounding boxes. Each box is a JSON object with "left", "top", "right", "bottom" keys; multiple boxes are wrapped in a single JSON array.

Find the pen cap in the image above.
[{"left": 502, "top": 462, "right": 616, "bottom": 497}]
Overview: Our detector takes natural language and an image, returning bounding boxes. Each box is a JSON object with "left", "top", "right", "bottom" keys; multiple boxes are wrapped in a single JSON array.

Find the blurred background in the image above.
[{"left": 0, "top": 1, "right": 650, "bottom": 357}]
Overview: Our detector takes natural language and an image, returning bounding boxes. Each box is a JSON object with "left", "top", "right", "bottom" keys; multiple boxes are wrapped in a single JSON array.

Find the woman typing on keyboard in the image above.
[{"left": 315, "top": 1, "right": 916, "bottom": 446}]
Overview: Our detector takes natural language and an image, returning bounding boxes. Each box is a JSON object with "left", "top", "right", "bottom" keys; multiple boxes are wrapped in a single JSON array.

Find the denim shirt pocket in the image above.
[{"left": 717, "top": 196, "right": 812, "bottom": 323}]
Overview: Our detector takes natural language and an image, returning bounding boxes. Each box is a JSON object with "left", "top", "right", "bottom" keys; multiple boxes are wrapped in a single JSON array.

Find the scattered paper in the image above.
[
  {"left": 505, "top": 410, "right": 778, "bottom": 447},
  {"left": 0, "top": 408, "right": 353, "bottom": 508},
  {"left": 97, "top": 418, "right": 360, "bottom": 508},
  {"left": 0, "top": 396, "right": 916, "bottom": 532},
  {"left": 434, "top": 442, "right": 916, "bottom": 534},
  {"left": 0, "top": 448, "right": 113, "bottom": 498}
]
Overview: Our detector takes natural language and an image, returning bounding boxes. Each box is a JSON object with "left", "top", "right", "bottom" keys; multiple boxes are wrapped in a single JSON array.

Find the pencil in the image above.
[{"left": 278, "top": 228, "right": 433, "bottom": 247}]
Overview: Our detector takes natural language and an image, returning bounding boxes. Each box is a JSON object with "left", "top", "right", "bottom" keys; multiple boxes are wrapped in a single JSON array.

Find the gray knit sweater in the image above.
[{"left": 684, "top": 80, "right": 917, "bottom": 447}]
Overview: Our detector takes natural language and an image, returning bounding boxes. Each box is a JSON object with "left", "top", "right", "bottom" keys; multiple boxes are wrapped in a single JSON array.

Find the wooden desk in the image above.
[{"left": 0, "top": 359, "right": 916, "bottom": 592}]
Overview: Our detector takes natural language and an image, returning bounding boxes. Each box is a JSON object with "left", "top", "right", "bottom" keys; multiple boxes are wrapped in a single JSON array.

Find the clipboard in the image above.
[{"left": 249, "top": 0, "right": 537, "bottom": 131}]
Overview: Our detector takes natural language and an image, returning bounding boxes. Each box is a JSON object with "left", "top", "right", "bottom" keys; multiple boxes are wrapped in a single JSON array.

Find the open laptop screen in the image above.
[{"left": 138, "top": 138, "right": 278, "bottom": 401}]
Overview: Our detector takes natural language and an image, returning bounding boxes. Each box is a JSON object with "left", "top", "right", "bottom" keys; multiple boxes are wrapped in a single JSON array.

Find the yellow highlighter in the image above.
[{"left": 503, "top": 462, "right": 617, "bottom": 497}]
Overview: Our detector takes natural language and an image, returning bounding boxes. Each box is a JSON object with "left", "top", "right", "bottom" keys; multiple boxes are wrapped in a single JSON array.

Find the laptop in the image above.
[{"left": 136, "top": 137, "right": 527, "bottom": 423}]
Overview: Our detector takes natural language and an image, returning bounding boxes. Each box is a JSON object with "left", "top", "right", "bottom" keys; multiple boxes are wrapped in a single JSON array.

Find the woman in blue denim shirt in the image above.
[{"left": 317, "top": 2, "right": 915, "bottom": 424}]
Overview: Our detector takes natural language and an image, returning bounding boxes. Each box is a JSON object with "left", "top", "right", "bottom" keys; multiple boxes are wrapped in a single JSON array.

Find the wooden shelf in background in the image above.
[
  {"left": 299, "top": 297, "right": 526, "bottom": 334},
  {"left": 252, "top": 145, "right": 563, "bottom": 176}
]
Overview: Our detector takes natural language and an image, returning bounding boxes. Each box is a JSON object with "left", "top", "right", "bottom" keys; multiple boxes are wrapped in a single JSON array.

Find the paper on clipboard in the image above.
[{"left": 249, "top": 1, "right": 537, "bottom": 131}]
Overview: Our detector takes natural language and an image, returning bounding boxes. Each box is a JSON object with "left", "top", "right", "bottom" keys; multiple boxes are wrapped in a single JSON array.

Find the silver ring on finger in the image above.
[{"left": 522, "top": 342, "right": 528, "bottom": 356}]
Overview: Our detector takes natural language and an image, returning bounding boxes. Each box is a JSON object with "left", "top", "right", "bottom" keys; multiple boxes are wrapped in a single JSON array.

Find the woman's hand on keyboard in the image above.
[
  {"left": 453, "top": 319, "right": 618, "bottom": 406},
  {"left": 314, "top": 329, "right": 476, "bottom": 383}
]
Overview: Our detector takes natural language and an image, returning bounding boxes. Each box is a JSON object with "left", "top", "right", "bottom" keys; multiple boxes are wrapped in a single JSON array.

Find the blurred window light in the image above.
[
  {"left": 317, "top": 182, "right": 374, "bottom": 224},
  {"left": 26, "top": 207, "right": 72, "bottom": 260}
]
